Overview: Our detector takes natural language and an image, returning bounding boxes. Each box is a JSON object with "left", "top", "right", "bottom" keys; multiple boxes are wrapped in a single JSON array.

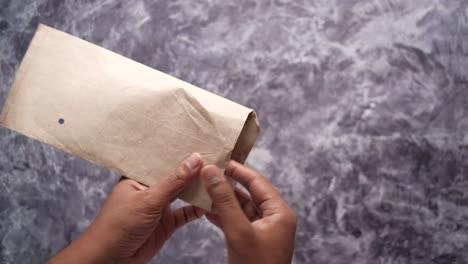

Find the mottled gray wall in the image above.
[{"left": 1, "top": 0, "right": 468, "bottom": 263}]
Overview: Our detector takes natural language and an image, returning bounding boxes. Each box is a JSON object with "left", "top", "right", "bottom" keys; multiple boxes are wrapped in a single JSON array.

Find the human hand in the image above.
[
  {"left": 200, "top": 161, "right": 297, "bottom": 264},
  {"left": 48, "top": 153, "right": 206, "bottom": 264}
]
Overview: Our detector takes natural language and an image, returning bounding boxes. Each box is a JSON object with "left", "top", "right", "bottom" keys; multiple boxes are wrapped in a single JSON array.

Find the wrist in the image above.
[
  {"left": 77, "top": 222, "right": 118, "bottom": 264},
  {"left": 48, "top": 225, "right": 114, "bottom": 264}
]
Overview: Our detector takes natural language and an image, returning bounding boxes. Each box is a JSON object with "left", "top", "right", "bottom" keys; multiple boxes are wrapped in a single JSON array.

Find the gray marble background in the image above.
[{"left": 1, "top": 0, "right": 468, "bottom": 263}]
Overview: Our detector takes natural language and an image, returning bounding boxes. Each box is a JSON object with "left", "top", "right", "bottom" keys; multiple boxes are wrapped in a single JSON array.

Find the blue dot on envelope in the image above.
[{"left": 58, "top": 118, "right": 65, "bottom": 125}]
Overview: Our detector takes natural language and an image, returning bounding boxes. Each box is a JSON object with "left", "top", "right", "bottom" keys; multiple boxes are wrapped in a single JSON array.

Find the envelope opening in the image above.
[{"left": 230, "top": 111, "right": 260, "bottom": 164}]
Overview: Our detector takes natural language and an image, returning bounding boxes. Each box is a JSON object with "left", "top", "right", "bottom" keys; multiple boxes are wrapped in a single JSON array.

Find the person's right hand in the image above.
[{"left": 200, "top": 161, "right": 297, "bottom": 264}]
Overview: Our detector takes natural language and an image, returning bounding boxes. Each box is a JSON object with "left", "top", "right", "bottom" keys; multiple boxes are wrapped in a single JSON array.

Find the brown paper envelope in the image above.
[{"left": 0, "top": 24, "right": 260, "bottom": 211}]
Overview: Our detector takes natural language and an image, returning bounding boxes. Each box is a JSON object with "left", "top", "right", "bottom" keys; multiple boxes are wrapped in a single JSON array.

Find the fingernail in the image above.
[
  {"left": 224, "top": 161, "right": 235, "bottom": 176},
  {"left": 224, "top": 167, "right": 232, "bottom": 177},
  {"left": 203, "top": 171, "right": 223, "bottom": 185},
  {"left": 184, "top": 153, "right": 201, "bottom": 172}
]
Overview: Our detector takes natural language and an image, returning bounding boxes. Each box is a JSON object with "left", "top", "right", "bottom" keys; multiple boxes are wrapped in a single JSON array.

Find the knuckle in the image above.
[
  {"left": 167, "top": 166, "right": 188, "bottom": 186},
  {"left": 212, "top": 189, "right": 233, "bottom": 205},
  {"left": 173, "top": 165, "right": 187, "bottom": 179},
  {"left": 244, "top": 176, "right": 257, "bottom": 190},
  {"left": 252, "top": 170, "right": 263, "bottom": 179},
  {"left": 138, "top": 191, "right": 163, "bottom": 216},
  {"left": 208, "top": 181, "right": 235, "bottom": 205}
]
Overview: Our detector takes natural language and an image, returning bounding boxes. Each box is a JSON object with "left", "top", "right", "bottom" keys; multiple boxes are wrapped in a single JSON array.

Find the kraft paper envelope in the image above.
[{"left": 0, "top": 24, "right": 260, "bottom": 211}]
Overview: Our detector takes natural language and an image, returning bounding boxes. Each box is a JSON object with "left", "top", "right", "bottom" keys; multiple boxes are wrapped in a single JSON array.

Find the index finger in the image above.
[{"left": 225, "top": 161, "right": 285, "bottom": 216}]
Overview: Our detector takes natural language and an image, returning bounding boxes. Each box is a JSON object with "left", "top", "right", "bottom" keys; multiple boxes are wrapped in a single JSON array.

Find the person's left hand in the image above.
[{"left": 48, "top": 153, "right": 206, "bottom": 264}]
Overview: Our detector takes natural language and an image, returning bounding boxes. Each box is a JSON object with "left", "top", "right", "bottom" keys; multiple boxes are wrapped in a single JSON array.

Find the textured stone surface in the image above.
[{"left": 1, "top": 0, "right": 468, "bottom": 263}]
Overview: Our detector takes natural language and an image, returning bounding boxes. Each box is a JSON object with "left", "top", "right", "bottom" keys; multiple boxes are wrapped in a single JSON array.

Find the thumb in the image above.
[
  {"left": 200, "top": 166, "right": 250, "bottom": 233},
  {"left": 144, "top": 153, "right": 202, "bottom": 211}
]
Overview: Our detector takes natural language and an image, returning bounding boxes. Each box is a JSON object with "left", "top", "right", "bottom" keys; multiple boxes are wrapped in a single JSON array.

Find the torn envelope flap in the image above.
[{"left": 0, "top": 24, "right": 260, "bottom": 211}]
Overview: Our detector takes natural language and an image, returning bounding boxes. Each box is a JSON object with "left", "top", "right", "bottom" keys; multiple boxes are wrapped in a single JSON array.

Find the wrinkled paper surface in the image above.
[{"left": 0, "top": 24, "right": 260, "bottom": 211}]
